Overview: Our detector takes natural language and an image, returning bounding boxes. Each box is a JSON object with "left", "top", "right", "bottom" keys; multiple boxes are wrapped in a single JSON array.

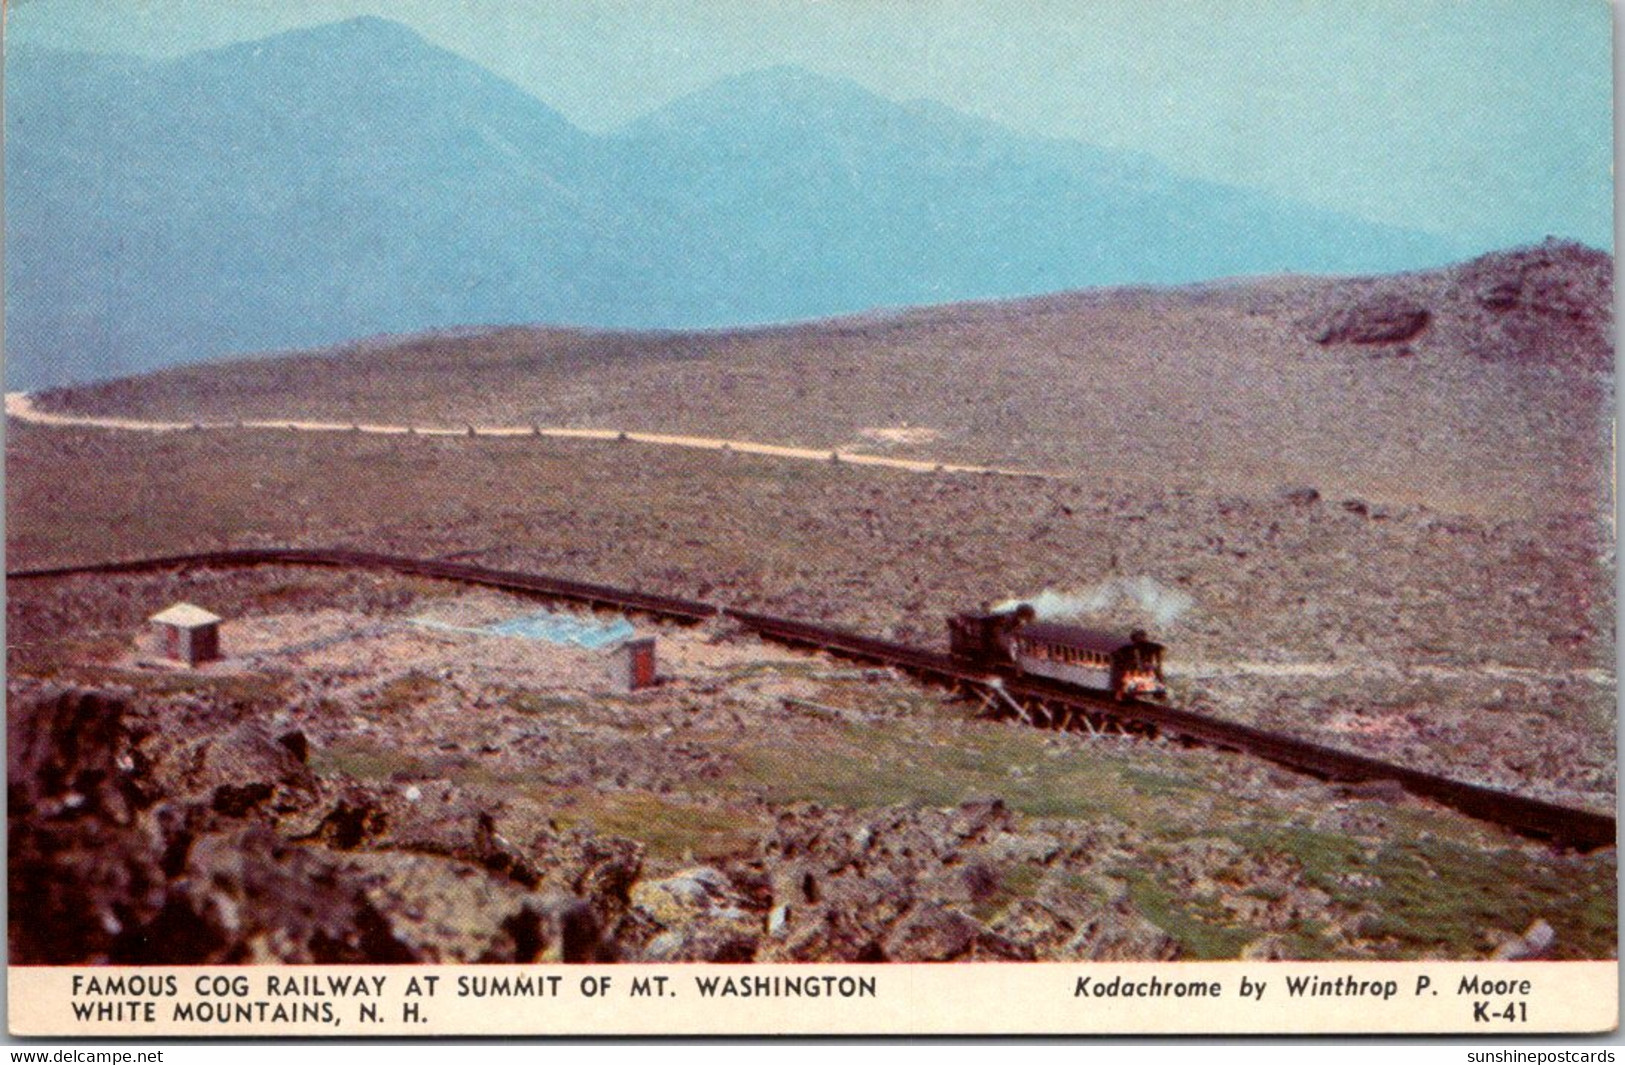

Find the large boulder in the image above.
[
  {"left": 7, "top": 683, "right": 642, "bottom": 965},
  {"left": 8, "top": 687, "right": 168, "bottom": 963},
  {"left": 629, "top": 865, "right": 762, "bottom": 960},
  {"left": 118, "top": 825, "right": 418, "bottom": 964},
  {"left": 156, "top": 722, "right": 319, "bottom": 816},
  {"left": 883, "top": 902, "right": 1032, "bottom": 962},
  {"left": 1314, "top": 294, "right": 1431, "bottom": 345},
  {"left": 8, "top": 685, "right": 142, "bottom": 824}
]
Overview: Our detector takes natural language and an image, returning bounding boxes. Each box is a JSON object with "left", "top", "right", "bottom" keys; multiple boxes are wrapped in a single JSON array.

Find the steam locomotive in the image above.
[{"left": 948, "top": 605, "right": 1166, "bottom": 700}]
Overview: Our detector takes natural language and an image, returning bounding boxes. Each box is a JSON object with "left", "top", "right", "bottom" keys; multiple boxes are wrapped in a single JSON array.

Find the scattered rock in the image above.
[
  {"left": 883, "top": 902, "right": 981, "bottom": 961},
  {"left": 9, "top": 686, "right": 142, "bottom": 824},
  {"left": 491, "top": 894, "right": 615, "bottom": 963},
  {"left": 1492, "top": 918, "right": 1557, "bottom": 961},
  {"left": 212, "top": 782, "right": 274, "bottom": 817},
  {"left": 1241, "top": 934, "right": 1292, "bottom": 960},
  {"left": 988, "top": 899, "right": 1078, "bottom": 957},
  {"left": 639, "top": 925, "right": 758, "bottom": 962},
  {"left": 8, "top": 687, "right": 167, "bottom": 963},
  {"left": 1061, "top": 911, "right": 1181, "bottom": 961}
]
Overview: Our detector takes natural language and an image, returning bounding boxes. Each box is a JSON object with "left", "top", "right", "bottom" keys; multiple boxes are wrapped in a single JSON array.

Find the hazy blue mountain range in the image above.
[{"left": 5, "top": 16, "right": 1461, "bottom": 389}]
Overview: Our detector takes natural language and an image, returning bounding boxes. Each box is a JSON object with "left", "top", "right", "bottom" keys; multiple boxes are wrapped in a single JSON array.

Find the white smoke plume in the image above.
[{"left": 995, "top": 576, "right": 1194, "bottom": 628}]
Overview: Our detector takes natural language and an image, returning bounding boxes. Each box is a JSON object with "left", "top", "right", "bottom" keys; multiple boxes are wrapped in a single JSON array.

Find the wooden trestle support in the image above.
[{"left": 963, "top": 679, "right": 1155, "bottom": 739}]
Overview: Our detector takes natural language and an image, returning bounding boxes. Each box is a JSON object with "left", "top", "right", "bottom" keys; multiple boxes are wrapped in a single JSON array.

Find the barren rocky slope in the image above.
[
  {"left": 41, "top": 240, "right": 1614, "bottom": 518},
  {"left": 8, "top": 420, "right": 1613, "bottom": 809}
]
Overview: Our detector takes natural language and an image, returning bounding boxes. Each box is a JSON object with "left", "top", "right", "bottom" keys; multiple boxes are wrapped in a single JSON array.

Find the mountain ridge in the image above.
[{"left": 7, "top": 15, "right": 1464, "bottom": 389}]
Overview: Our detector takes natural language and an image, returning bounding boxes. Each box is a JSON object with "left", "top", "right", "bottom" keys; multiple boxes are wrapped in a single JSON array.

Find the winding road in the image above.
[{"left": 5, "top": 391, "right": 1054, "bottom": 480}]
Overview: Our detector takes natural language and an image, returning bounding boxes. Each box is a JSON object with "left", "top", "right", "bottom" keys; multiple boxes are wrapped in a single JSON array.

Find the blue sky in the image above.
[{"left": 8, "top": 0, "right": 1614, "bottom": 251}]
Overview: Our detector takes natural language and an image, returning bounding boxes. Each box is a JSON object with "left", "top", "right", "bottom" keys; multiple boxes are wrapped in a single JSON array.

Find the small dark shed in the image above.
[
  {"left": 619, "top": 637, "right": 658, "bottom": 691},
  {"left": 150, "top": 602, "right": 222, "bottom": 666}
]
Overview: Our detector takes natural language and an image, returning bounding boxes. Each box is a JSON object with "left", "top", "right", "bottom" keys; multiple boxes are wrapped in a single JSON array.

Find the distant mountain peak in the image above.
[
  {"left": 722, "top": 64, "right": 868, "bottom": 94},
  {"left": 259, "top": 14, "right": 428, "bottom": 47},
  {"left": 625, "top": 64, "right": 900, "bottom": 135},
  {"left": 180, "top": 14, "right": 436, "bottom": 66}
]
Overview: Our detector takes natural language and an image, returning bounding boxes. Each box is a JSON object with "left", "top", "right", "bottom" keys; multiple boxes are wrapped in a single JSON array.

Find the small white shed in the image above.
[{"left": 150, "top": 602, "right": 222, "bottom": 666}]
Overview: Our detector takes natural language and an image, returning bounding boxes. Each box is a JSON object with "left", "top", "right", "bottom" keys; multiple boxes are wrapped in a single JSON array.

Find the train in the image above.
[{"left": 948, "top": 605, "right": 1167, "bottom": 700}]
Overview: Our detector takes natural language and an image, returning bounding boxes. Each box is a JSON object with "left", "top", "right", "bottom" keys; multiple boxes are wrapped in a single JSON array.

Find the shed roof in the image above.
[
  {"left": 150, "top": 602, "right": 221, "bottom": 629},
  {"left": 1016, "top": 622, "right": 1159, "bottom": 654}
]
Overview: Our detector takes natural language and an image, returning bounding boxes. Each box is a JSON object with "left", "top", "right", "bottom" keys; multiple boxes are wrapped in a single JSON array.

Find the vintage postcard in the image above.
[{"left": 4, "top": 0, "right": 1616, "bottom": 1039}]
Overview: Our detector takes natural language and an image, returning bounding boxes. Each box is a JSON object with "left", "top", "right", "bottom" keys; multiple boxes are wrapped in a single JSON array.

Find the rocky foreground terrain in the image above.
[
  {"left": 7, "top": 572, "right": 1616, "bottom": 965},
  {"left": 9, "top": 662, "right": 1613, "bottom": 965}
]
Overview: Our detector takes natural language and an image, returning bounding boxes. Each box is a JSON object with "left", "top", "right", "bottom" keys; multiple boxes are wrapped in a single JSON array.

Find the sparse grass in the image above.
[
  {"left": 973, "top": 862, "right": 1049, "bottom": 922},
  {"left": 549, "top": 791, "right": 767, "bottom": 863},
  {"left": 1233, "top": 825, "right": 1617, "bottom": 959},
  {"left": 716, "top": 717, "right": 1260, "bottom": 829},
  {"left": 728, "top": 733, "right": 971, "bottom": 811},
  {"left": 1271, "top": 926, "right": 1339, "bottom": 960},
  {"left": 7, "top": 634, "right": 133, "bottom": 678},
  {"left": 719, "top": 659, "right": 828, "bottom": 682},
  {"left": 15, "top": 659, "right": 292, "bottom": 707},
  {"left": 1120, "top": 767, "right": 1199, "bottom": 797},
  {"left": 364, "top": 670, "right": 442, "bottom": 712},
  {"left": 310, "top": 739, "right": 433, "bottom": 782},
  {"left": 1119, "top": 870, "right": 1257, "bottom": 960}
]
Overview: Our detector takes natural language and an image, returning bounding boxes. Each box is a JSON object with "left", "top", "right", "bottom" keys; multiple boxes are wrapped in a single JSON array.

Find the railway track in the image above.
[{"left": 9, "top": 547, "right": 1616, "bottom": 850}]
